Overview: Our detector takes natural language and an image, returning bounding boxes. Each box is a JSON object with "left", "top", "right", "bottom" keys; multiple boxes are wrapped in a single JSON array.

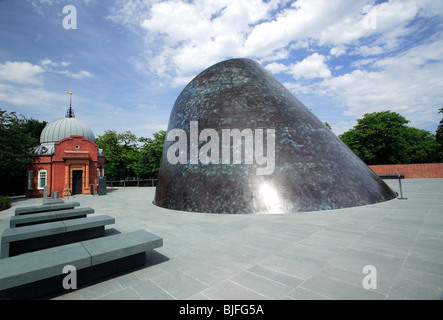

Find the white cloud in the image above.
[
  {"left": 283, "top": 81, "right": 315, "bottom": 95},
  {"left": 316, "top": 37, "right": 443, "bottom": 132},
  {"left": 265, "top": 53, "right": 331, "bottom": 80},
  {"left": 109, "top": 0, "right": 443, "bottom": 86},
  {"left": 171, "top": 75, "right": 194, "bottom": 88},
  {"left": 355, "top": 45, "right": 384, "bottom": 57},
  {"left": 40, "top": 58, "right": 53, "bottom": 66},
  {"left": 264, "top": 62, "right": 288, "bottom": 74},
  {"left": 107, "top": 0, "right": 159, "bottom": 30},
  {"left": 351, "top": 58, "right": 376, "bottom": 68},
  {"left": 0, "top": 61, "right": 45, "bottom": 85},
  {"left": 0, "top": 58, "right": 93, "bottom": 124},
  {"left": 288, "top": 53, "right": 331, "bottom": 80},
  {"left": 70, "top": 70, "right": 93, "bottom": 79},
  {"left": 330, "top": 45, "right": 346, "bottom": 57},
  {"left": 40, "top": 59, "right": 71, "bottom": 69},
  {"left": 104, "top": 0, "right": 443, "bottom": 134},
  {"left": 0, "top": 83, "right": 65, "bottom": 113},
  {"left": 243, "top": 0, "right": 376, "bottom": 54},
  {"left": 16, "top": 58, "right": 92, "bottom": 82},
  {"left": 112, "top": 0, "right": 283, "bottom": 85}
]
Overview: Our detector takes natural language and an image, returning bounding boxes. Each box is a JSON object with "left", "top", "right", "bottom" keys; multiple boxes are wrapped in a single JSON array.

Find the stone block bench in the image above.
[
  {"left": 42, "top": 198, "right": 64, "bottom": 205},
  {"left": 1, "top": 215, "right": 115, "bottom": 258},
  {"left": 0, "top": 230, "right": 163, "bottom": 299},
  {"left": 15, "top": 202, "right": 80, "bottom": 216},
  {"left": 10, "top": 207, "right": 95, "bottom": 228}
]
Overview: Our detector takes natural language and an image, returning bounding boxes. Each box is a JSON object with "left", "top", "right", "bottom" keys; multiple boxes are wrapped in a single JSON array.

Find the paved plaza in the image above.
[{"left": 1, "top": 178, "right": 442, "bottom": 300}]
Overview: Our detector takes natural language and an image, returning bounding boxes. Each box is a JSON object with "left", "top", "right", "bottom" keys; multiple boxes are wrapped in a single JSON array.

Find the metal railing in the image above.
[{"left": 107, "top": 179, "right": 158, "bottom": 188}]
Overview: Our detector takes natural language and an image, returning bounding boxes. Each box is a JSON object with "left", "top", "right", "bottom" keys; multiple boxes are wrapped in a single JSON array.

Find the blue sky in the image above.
[{"left": 1, "top": 0, "right": 442, "bottom": 140}]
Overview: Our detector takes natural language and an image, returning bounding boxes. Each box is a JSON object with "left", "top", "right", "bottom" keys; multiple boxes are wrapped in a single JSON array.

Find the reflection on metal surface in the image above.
[
  {"left": 154, "top": 58, "right": 397, "bottom": 214},
  {"left": 258, "top": 183, "right": 282, "bottom": 214}
]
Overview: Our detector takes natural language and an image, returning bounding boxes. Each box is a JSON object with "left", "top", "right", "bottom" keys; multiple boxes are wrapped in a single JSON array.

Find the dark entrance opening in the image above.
[{"left": 72, "top": 170, "right": 83, "bottom": 195}]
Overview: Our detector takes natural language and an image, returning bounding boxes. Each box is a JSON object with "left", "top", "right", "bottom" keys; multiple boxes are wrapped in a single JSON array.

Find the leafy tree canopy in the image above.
[
  {"left": 339, "top": 110, "right": 438, "bottom": 165},
  {"left": 0, "top": 108, "right": 46, "bottom": 195},
  {"left": 96, "top": 129, "right": 166, "bottom": 181}
]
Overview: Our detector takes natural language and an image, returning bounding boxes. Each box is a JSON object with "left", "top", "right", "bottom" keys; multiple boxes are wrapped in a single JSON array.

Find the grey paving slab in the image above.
[
  {"left": 318, "top": 264, "right": 393, "bottom": 295},
  {"left": 131, "top": 279, "right": 174, "bottom": 300},
  {"left": 328, "top": 248, "right": 406, "bottom": 281},
  {"left": 72, "top": 277, "right": 124, "bottom": 300},
  {"left": 299, "top": 274, "right": 386, "bottom": 300},
  {"left": 1, "top": 178, "right": 443, "bottom": 300},
  {"left": 282, "top": 243, "right": 345, "bottom": 265},
  {"left": 98, "top": 287, "right": 142, "bottom": 300},
  {"left": 247, "top": 265, "right": 304, "bottom": 288},
  {"left": 179, "top": 261, "right": 232, "bottom": 287},
  {"left": 259, "top": 255, "right": 321, "bottom": 280},
  {"left": 413, "top": 237, "right": 443, "bottom": 252},
  {"left": 230, "top": 271, "right": 294, "bottom": 299},
  {"left": 395, "top": 266, "right": 443, "bottom": 290},
  {"left": 288, "top": 287, "right": 332, "bottom": 300},
  {"left": 201, "top": 280, "right": 268, "bottom": 300},
  {"left": 151, "top": 269, "right": 208, "bottom": 300},
  {"left": 388, "top": 278, "right": 442, "bottom": 300},
  {"left": 350, "top": 230, "right": 416, "bottom": 257},
  {"left": 403, "top": 255, "right": 443, "bottom": 276}
]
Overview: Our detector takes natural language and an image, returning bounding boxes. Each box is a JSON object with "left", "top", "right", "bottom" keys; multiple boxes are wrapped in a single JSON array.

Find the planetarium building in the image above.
[{"left": 27, "top": 106, "right": 105, "bottom": 198}]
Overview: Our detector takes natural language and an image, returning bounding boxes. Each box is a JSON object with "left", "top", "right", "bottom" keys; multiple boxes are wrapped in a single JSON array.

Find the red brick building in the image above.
[{"left": 26, "top": 107, "right": 105, "bottom": 198}]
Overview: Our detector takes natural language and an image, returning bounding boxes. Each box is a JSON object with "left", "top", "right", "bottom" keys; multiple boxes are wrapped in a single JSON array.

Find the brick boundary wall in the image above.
[{"left": 369, "top": 163, "right": 443, "bottom": 178}]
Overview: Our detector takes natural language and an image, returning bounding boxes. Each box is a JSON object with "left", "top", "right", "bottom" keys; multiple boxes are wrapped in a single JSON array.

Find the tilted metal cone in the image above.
[{"left": 154, "top": 58, "right": 397, "bottom": 214}]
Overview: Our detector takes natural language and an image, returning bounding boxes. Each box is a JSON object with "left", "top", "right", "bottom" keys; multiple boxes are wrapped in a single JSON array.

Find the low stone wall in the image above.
[{"left": 369, "top": 163, "right": 443, "bottom": 178}]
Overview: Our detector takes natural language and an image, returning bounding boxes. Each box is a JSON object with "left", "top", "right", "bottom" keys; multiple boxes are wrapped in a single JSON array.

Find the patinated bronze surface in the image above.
[{"left": 154, "top": 58, "right": 397, "bottom": 214}]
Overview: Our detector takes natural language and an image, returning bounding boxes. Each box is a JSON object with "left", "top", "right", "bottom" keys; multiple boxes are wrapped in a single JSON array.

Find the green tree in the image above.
[
  {"left": 0, "top": 109, "right": 46, "bottom": 196},
  {"left": 402, "top": 126, "right": 438, "bottom": 163},
  {"left": 117, "top": 130, "right": 140, "bottom": 179},
  {"left": 137, "top": 130, "right": 166, "bottom": 178},
  {"left": 96, "top": 129, "right": 166, "bottom": 180},
  {"left": 96, "top": 130, "right": 137, "bottom": 180},
  {"left": 340, "top": 110, "right": 437, "bottom": 165}
]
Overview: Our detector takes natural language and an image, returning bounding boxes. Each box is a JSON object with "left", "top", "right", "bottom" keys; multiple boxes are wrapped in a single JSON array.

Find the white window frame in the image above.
[
  {"left": 28, "top": 170, "right": 33, "bottom": 190},
  {"left": 38, "top": 170, "right": 47, "bottom": 190}
]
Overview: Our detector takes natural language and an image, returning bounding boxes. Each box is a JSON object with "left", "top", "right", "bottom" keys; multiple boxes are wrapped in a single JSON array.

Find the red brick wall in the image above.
[
  {"left": 369, "top": 163, "right": 443, "bottom": 178},
  {"left": 26, "top": 161, "right": 52, "bottom": 198},
  {"left": 27, "top": 136, "right": 105, "bottom": 198}
]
